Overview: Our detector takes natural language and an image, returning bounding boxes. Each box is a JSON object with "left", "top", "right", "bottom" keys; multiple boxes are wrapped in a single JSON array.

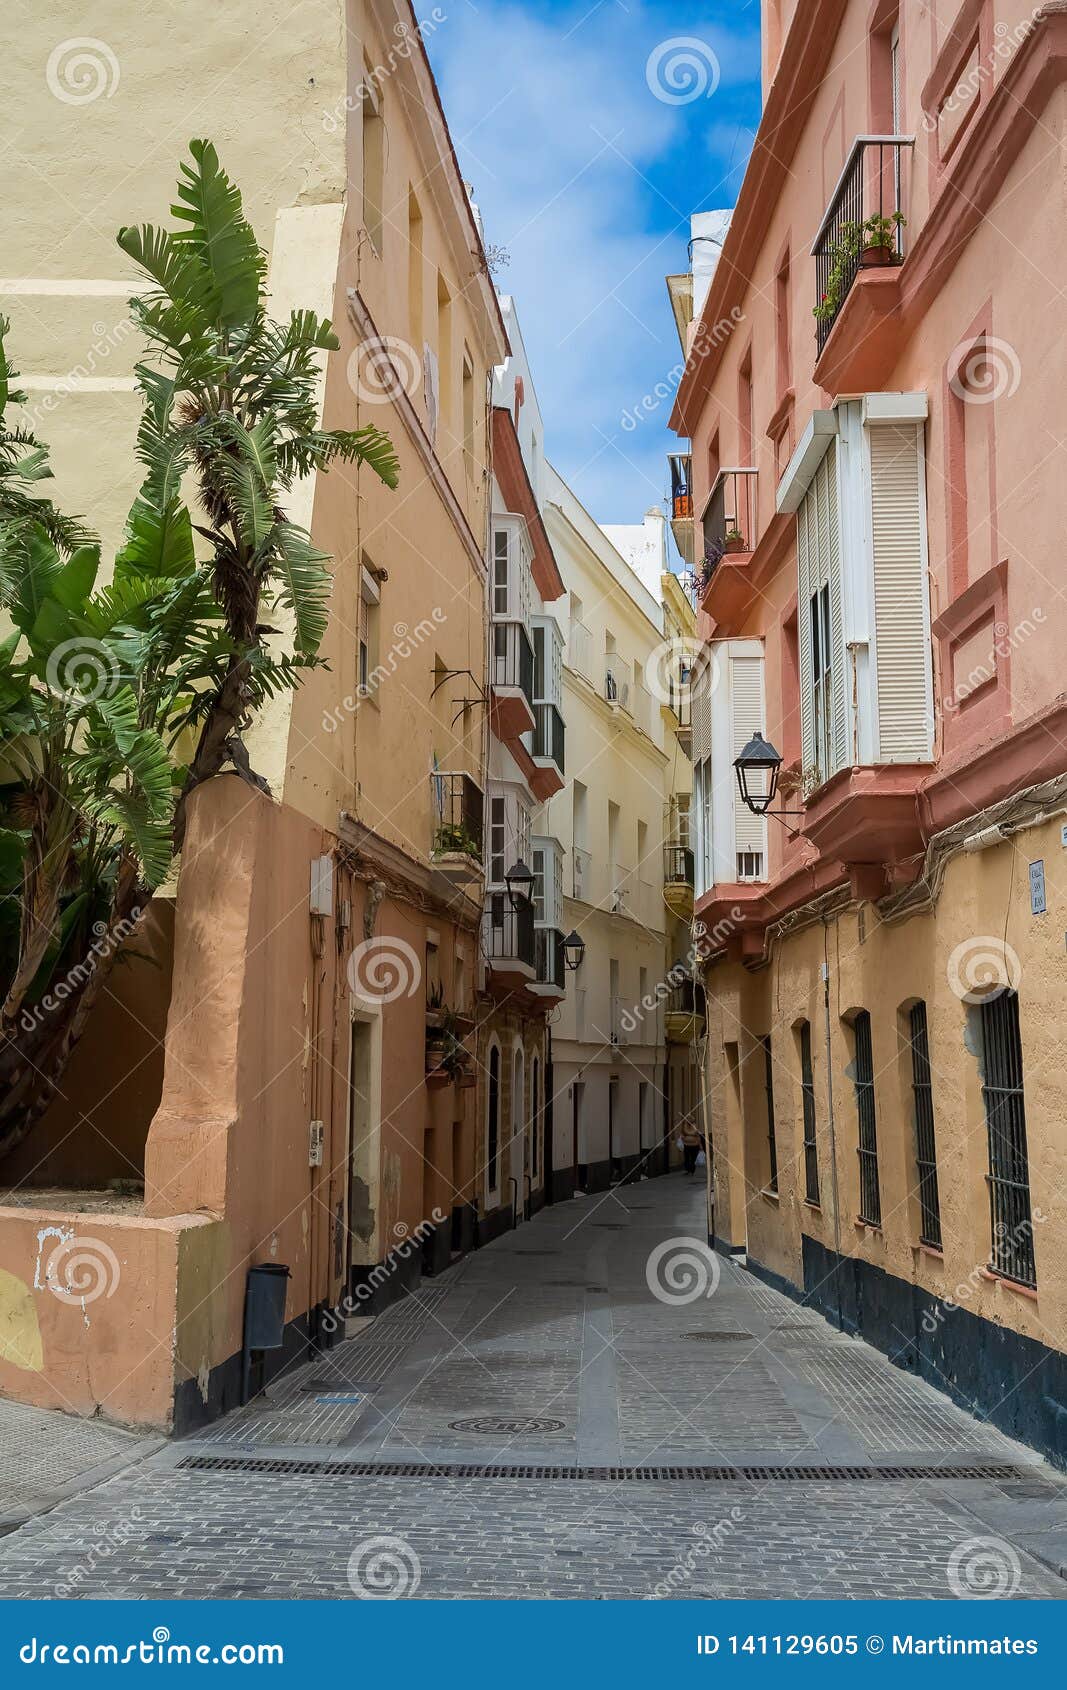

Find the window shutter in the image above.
[
  {"left": 796, "top": 490, "right": 815, "bottom": 778},
  {"left": 869, "top": 424, "right": 932, "bottom": 761},
  {"left": 691, "top": 662, "right": 712, "bottom": 763},
  {"left": 823, "top": 442, "right": 847, "bottom": 772},
  {"left": 730, "top": 654, "right": 767, "bottom": 868}
]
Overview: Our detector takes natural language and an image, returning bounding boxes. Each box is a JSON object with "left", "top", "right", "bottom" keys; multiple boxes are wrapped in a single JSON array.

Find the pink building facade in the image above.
[{"left": 670, "top": 0, "right": 1067, "bottom": 1464}]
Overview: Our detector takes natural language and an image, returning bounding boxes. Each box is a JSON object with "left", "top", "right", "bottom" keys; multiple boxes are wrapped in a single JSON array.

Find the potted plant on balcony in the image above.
[
  {"left": 723, "top": 527, "right": 747, "bottom": 555},
  {"left": 426, "top": 978, "right": 446, "bottom": 1031},
  {"left": 432, "top": 822, "right": 480, "bottom": 860},
  {"left": 858, "top": 210, "right": 905, "bottom": 267}
]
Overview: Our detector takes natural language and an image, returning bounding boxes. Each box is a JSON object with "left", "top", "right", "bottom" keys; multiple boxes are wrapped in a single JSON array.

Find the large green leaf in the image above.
[
  {"left": 116, "top": 223, "right": 216, "bottom": 324},
  {"left": 2, "top": 523, "right": 63, "bottom": 634},
  {"left": 116, "top": 490, "right": 195, "bottom": 578},
  {"left": 270, "top": 522, "right": 331, "bottom": 657},
  {"left": 170, "top": 139, "right": 264, "bottom": 328}
]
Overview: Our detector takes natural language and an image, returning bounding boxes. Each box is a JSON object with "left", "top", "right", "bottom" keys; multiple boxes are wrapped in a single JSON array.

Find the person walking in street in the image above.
[{"left": 679, "top": 1116, "right": 702, "bottom": 1176}]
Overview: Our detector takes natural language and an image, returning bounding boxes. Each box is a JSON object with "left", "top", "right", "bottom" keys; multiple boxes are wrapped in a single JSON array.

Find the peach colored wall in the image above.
[
  {"left": 0, "top": 1206, "right": 218, "bottom": 1428},
  {"left": 1, "top": 902, "right": 175, "bottom": 1192}
]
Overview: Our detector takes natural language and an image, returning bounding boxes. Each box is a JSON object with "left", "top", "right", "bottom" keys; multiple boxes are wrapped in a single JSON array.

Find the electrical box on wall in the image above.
[
  {"left": 309, "top": 1121, "right": 324, "bottom": 1167},
  {"left": 310, "top": 855, "right": 334, "bottom": 917}
]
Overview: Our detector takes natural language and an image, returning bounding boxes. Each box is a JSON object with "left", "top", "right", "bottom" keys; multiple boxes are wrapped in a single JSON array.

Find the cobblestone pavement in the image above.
[{"left": 0, "top": 1175, "right": 1065, "bottom": 1599}]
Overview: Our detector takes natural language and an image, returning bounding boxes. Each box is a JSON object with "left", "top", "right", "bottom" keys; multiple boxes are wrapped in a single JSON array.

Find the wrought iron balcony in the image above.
[
  {"left": 812, "top": 135, "right": 914, "bottom": 353},
  {"left": 668, "top": 453, "right": 695, "bottom": 568},
  {"left": 605, "top": 653, "right": 630, "bottom": 711},
  {"left": 532, "top": 702, "right": 565, "bottom": 774},
  {"left": 484, "top": 892, "right": 536, "bottom": 972},
  {"left": 702, "top": 467, "right": 758, "bottom": 570},
  {"left": 664, "top": 844, "right": 694, "bottom": 887},
  {"left": 664, "top": 975, "right": 706, "bottom": 1042},
  {"left": 430, "top": 771, "right": 484, "bottom": 866}
]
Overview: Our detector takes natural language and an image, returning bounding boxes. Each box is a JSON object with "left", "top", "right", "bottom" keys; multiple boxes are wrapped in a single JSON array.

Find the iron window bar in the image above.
[
  {"left": 664, "top": 844, "right": 695, "bottom": 886},
  {"left": 853, "top": 1010, "right": 881, "bottom": 1226},
  {"left": 800, "top": 1021, "right": 819, "bottom": 1205},
  {"left": 908, "top": 1001, "right": 942, "bottom": 1249},
  {"left": 491, "top": 619, "right": 535, "bottom": 708},
  {"left": 762, "top": 1034, "right": 778, "bottom": 1193},
  {"left": 980, "top": 990, "right": 1036, "bottom": 1288}
]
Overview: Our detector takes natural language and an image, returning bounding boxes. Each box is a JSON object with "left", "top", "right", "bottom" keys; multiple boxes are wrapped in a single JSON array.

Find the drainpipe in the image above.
[{"left": 821, "top": 918, "right": 845, "bottom": 1332}]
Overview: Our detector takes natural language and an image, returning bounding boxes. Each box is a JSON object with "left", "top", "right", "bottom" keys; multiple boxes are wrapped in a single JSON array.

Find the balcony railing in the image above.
[
  {"left": 668, "top": 452, "right": 693, "bottom": 520},
  {"left": 532, "top": 701, "right": 565, "bottom": 773},
  {"left": 664, "top": 844, "right": 694, "bottom": 887},
  {"left": 812, "top": 135, "right": 914, "bottom": 353},
  {"left": 431, "top": 770, "right": 484, "bottom": 861},
  {"left": 535, "top": 926, "right": 565, "bottom": 992},
  {"left": 667, "top": 978, "right": 706, "bottom": 1019},
  {"left": 484, "top": 893, "right": 536, "bottom": 970},
  {"left": 569, "top": 618, "right": 592, "bottom": 680},
  {"left": 491, "top": 618, "right": 535, "bottom": 706},
  {"left": 702, "top": 467, "right": 758, "bottom": 567},
  {"left": 605, "top": 653, "right": 630, "bottom": 711}
]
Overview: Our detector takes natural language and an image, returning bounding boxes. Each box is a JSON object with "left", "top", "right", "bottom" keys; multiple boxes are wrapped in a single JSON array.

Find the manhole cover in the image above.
[{"left": 448, "top": 1416, "right": 567, "bottom": 1435}]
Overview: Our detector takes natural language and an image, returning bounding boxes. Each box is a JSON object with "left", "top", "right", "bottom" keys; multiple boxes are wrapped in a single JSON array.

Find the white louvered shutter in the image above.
[
  {"left": 869, "top": 424, "right": 932, "bottom": 761},
  {"left": 824, "top": 442, "right": 847, "bottom": 772},
  {"left": 691, "top": 661, "right": 712, "bottom": 763},
  {"left": 731, "top": 654, "right": 767, "bottom": 875},
  {"left": 796, "top": 488, "right": 815, "bottom": 779}
]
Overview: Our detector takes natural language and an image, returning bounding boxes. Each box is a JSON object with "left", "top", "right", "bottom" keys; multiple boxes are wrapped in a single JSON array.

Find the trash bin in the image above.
[{"left": 244, "top": 1263, "right": 291, "bottom": 1351}]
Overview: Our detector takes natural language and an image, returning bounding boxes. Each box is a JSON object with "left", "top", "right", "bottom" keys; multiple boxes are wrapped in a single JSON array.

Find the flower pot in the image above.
[
  {"left": 860, "top": 244, "right": 894, "bottom": 267},
  {"left": 724, "top": 537, "right": 747, "bottom": 555}
]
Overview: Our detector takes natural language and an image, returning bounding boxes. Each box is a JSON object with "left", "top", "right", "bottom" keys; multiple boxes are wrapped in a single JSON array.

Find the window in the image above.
[
  {"left": 487, "top": 1044, "right": 500, "bottom": 1196},
  {"left": 531, "top": 1056, "right": 540, "bottom": 1180},
  {"left": 462, "top": 349, "right": 475, "bottom": 475},
  {"left": 493, "top": 530, "right": 510, "bottom": 616},
  {"left": 799, "top": 1021, "right": 819, "bottom": 1203},
  {"left": 436, "top": 274, "right": 452, "bottom": 429},
  {"left": 908, "top": 1001, "right": 941, "bottom": 1248},
  {"left": 980, "top": 990, "right": 1035, "bottom": 1287},
  {"left": 775, "top": 253, "right": 791, "bottom": 400},
  {"left": 531, "top": 846, "right": 546, "bottom": 925},
  {"left": 852, "top": 1011, "right": 881, "bottom": 1225},
  {"left": 810, "top": 581, "right": 832, "bottom": 782},
  {"left": 361, "top": 75, "right": 384, "bottom": 255},
  {"left": 762, "top": 1035, "right": 778, "bottom": 1192},
  {"left": 736, "top": 850, "right": 764, "bottom": 881},
  {"left": 407, "top": 188, "right": 423, "bottom": 349},
  {"left": 489, "top": 796, "right": 506, "bottom": 886},
  {"left": 358, "top": 564, "right": 380, "bottom": 699}
]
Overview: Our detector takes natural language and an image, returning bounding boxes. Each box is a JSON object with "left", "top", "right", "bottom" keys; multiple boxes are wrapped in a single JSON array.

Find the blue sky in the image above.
[{"left": 426, "top": 0, "right": 763, "bottom": 533}]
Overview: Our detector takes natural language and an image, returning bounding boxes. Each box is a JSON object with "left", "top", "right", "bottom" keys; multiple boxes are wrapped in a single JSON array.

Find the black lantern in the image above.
[
  {"left": 562, "top": 929, "right": 586, "bottom": 972},
  {"left": 733, "top": 730, "right": 782, "bottom": 816},
  {"left": 504, "top": 858, "right": 534, "bottom": 911}
]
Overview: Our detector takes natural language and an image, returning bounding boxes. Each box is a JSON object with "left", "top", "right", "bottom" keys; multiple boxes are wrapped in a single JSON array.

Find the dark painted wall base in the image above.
[
  {"left": 477, "top": 1203, "right": 514, "bottom": 1247},
  {"left": 421, "top": 1221, "right": 451, "bottom": 1279},
  {"left": 173, "top": 1308, "right": 313, "bottom": 1438},
  {"left": 582, "top": 1158, "right": 612, "bottom": 1194},
  {"left": 550, "top": 1167, "right": 576, "bottom": 1204},
  {"left": 451, "top": 1202, "right": 477, "bottom": 1256},
  {"left": 349, "top": 1233, "right": 424, "bottom": 1315},
  {"left": 745, "top": 1236, "right": 1067, "bottom": 1471},
  {"left": 529, "top": 1184, "right": 547, "bottom": 1218}
]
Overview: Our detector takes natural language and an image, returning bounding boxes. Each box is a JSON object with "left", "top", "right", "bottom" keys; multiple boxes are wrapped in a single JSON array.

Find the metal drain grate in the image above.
[
  {"left": 683, "top": 1331, "right": 754, "bottom": 1342},
  {"left": 176, "top": 1455, "right": 1034, "bottom": 1483}
]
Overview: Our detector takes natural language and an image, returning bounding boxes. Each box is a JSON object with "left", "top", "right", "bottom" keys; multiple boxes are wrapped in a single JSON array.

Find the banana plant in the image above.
[
  {"left": 0, "top": 139, "right": 399, "bottom": 1152},
  {"left": 116, "top": 138, "right": 399, "bottom": 836}
]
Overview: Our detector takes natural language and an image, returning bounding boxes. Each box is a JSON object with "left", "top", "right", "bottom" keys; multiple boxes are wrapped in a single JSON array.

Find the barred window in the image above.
[
  {"left": 980, "top": 990, "right": 1035, "bottom": 1287},
  {"left": 852, "top": 1010, "right": 881, "bottom": 1226},
  {"left": 908, "top": 1001, "right": 942, "bottom": 1248},
  {"left": 799, "top": 1020, "right": 819, "bottom": 1204}
]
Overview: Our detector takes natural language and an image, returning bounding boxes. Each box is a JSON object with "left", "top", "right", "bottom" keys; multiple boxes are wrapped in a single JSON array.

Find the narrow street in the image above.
[{"left": 0, "top": 1175, "right": 1064, "bottom": 1601}]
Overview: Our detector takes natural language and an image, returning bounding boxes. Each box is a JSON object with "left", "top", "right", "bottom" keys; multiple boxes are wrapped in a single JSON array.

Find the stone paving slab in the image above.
[
  {"left": 0, "top": 1173, "right": 1064, "bottom": 1598},
  {"left": 0, "top": 1399, "right": 157, "bottom": 1528}
]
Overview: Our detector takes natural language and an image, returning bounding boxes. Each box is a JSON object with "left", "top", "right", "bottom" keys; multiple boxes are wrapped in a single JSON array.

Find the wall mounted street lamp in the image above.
[
  {"left": 733, "top": 731, "right": 804, "bottom": 833},
  {"left": 562, "top": 930, "right": 586, "bottom": 972},
  {"left": 504, "top": 858, "right": 535, "bottom": 912}
]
